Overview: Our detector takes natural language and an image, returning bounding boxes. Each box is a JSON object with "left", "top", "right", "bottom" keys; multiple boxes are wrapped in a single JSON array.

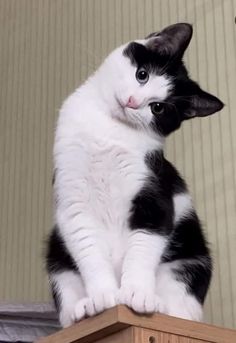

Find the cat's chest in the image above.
[
  {"left": 83, "top": 126, "right": 154, "bottom": 227},
  {"left": 87, "top": 140, "right": 148, "bottom": 208},
  {"left": 86, "top": 138, "right": 150, "bottom": 270}
]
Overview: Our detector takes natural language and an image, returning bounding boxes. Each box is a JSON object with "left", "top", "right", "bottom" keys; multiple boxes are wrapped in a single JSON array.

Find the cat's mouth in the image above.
[
  {"left": 113, "top": 95, "right": 137, "bottom": 127},
  {"left": 115, "top": 96, "right": 140, "bottom": 116}
]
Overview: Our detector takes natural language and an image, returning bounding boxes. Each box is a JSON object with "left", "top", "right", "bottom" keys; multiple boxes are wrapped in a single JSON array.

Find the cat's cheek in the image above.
[
  {"left": 111, "top": 105, "right": 126, "bottom": 122},
  {"left": 133, "top": 108, "right": 153, "bottom": 128},
  {"left": 121, "top": 108, "right": 151, "bottom": 128}
]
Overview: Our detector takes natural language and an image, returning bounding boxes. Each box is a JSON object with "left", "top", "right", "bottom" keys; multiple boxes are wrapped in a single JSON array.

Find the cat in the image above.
[{"left": 46, "top": 23, "right": 224, "bottom": 328}]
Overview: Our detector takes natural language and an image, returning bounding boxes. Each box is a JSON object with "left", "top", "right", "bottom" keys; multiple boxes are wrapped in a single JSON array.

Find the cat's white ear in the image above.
[
  {"left": 146, "top": 23, "right": 192, "bottom": 59},
  {"left": 184, "top": 90, "right": 224, "bottom": 118}
]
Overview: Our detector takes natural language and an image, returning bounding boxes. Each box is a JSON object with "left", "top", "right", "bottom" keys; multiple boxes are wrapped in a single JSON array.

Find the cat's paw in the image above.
[
  {"left": 118, "top": 286, "right": 163, "bottom": 313},
  {"left": 74, "top": 290, "right": 118, "bottom": 322}
]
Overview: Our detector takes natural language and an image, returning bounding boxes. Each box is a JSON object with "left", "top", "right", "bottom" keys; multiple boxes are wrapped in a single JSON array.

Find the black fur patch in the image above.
[
  {"left": 173, "top": 258, "right": 212, "bottom": 304},
  {"left": 123, "top": 42, "right": 180, "bottom": 75},
  {"left": 146, "top": 151, "right": 187, "bottom": 195},
  {"left": 46, "top": 225, "right": 77, "bottom": 274},
  {"left": 162, "top": 213, "right": 210, "bottom": 261},
  {"left": 129, "top": 177, "right": 174, "bottom": 235},
  {"left": 129, "top": 151, "right": 187, "bottom": 235},
  {"left": 46, "top": 226, "right": 78, "bottom": 312}
]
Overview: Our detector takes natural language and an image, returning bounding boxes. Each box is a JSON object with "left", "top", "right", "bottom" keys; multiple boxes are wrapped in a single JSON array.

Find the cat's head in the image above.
[{"left": 100, "top": 23, "right": 223, "bottom": 136}]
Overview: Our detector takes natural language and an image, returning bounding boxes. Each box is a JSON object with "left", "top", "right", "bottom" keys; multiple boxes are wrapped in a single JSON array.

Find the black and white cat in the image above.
[{"left": 46, "top": 23, "right": 223, "bottom": 328}]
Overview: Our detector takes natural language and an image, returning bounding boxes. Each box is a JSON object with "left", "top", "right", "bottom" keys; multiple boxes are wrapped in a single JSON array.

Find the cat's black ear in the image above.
[
  {"left": 146, "top": 23, "right": 193, "bottom": 59},
  {"left": 184, "top": 89, "right": 224, "bottom": 118}
]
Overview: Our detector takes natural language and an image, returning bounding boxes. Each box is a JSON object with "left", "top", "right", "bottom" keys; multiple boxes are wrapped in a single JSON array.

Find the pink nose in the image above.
[{"left": 126, "top": 96, "right": 139, "bottom": 109}]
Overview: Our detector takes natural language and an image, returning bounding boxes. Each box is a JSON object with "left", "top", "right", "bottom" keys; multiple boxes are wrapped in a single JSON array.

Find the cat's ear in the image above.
[
  {"left": 146, "top": 23, "right": 193, "bottom": 59},
  {"left": 183, "top": 89, "right": 224, "bottom": 118}
]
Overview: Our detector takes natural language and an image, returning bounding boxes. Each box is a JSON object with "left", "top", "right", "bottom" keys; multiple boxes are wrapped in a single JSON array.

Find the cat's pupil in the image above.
[{"left": 139, "top": 71, "right": 147, "bottom": 79}]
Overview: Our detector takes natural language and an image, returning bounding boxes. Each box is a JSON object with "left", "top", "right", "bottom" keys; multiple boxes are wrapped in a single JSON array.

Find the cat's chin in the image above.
[
  {"left": 112, "top": 108, "right": 144, "bottom": 130},
  {"left": 112, "top": 96, "right": 147, "bottom": 129}
]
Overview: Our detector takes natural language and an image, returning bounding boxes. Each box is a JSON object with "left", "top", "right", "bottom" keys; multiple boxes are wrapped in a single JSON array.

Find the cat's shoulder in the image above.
[{"left": 146, "top": 150, "right": 187, "bottom": 195}]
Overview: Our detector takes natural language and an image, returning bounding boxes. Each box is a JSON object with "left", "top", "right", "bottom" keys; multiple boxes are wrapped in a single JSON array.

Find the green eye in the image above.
[
  {"left": 150, "top": 102, "right": 164, "bottom": 115},
  {"left": 136, "top": 68, "right": 149, "bottom": 84}
]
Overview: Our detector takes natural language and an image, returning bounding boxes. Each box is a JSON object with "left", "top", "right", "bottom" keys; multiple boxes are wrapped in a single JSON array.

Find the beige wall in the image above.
[{"left": 0, "top": 0, "right": 236, "bottom": 329}]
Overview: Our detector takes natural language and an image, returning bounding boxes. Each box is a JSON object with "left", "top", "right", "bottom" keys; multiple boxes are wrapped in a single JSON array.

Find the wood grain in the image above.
[
  {"left": 38, "top": 306, "right": 236, "bottom": 343},
  {"left": 134, "top": 328, "right": 207, "bottom": 343},
  {"left": 95, "top": 327, "right": 134, "bottom": 343}
]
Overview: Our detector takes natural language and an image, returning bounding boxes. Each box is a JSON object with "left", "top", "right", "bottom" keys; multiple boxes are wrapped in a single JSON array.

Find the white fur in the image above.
[
  {"left": 156, "top": 262, "right": 203, "bottom": 321},
  {"left": 173, "top": 193, "right": 193, "bottom": 224},
  {"left": 119, "top": 231, "right": 167, "bottom": 313},
  {"left": 51, "top": 271, "right": 85, "bottom": 327},
  {"left": 53, "top": 39, "right": 201, "bottom": 327}
]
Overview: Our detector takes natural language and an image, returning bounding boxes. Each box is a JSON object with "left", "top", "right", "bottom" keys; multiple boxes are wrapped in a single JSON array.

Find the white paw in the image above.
[
  {"left": 118, "top": 286, "right": 163, "bottom": 314},
  {"left": 74, "top": 290, "right": 118, "bottom": 322}
]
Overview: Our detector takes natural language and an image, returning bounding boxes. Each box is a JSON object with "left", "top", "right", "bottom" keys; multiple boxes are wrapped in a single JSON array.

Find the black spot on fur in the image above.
[
  {"left": 174, "top": 258, "right": 212, "bottom": 304},
  {"left": 46, "top": 225, "right": 77, "bottom": 274},
  {"left": 129, "top": 151, "right": 188, "bottom": 236},
  {"left": 162, "top": 213, "right": 210, "bottom": 261},
  {"left": 147, "top": 151, "right": 187, "bottom": 195},
  {"left": 123, "top": 42, "right": 177, "bottom": 75},
  {"left": 46, "top": 226, "right": 78, "bottom": 312},
  {"left": 129, "top": 179, "right": 174, "bottom": 235}
]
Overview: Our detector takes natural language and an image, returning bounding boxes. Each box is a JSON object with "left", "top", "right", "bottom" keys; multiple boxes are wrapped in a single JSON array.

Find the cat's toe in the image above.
[
  {"left": 84, "top": 297, "right": 97, "bottom": 316},
  {"left": 91, "top": 290, "right": 118, "bottom": 313},
  {"left": 154, "top": 295, "right": 165, "bottom": 313},
  {"left": 103, "top": 290, "right": 118, "bottom": 309},
  {"left": 143, "top": 292, "right": 157, "bottom": 313},
  {"left": 74, "top": 298, "right": 87, "bottom": 322},
  {"left": 132, "top": 291, "right": 157, "bottom": 313},
  {"left": 118, "top": 287, "right": 159, "bottom": 313},
  {"left": 118, "top": 287, "right": 133, "bottom": 307},
  {"left": 74, "top": 290, "right": 118, "bottom": 322},
  {"left": 74, "top": 297, "right": 99, "bottom": 321}
]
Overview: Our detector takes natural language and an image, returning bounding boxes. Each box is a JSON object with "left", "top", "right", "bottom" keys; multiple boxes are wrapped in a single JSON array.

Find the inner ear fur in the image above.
[
  {"left": 185, "top": 90, "right": 224, "bottom": 118},
  {"left": 146, "top": 23, "right": 193, "bottom": 59}
]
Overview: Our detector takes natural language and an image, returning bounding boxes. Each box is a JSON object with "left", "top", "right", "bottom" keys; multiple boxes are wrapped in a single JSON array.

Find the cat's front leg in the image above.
[
  {"left": 74, "top": 271, "right": 119, "bottom": 321},
  {"left": 57, "top": 215, "right": 119, "bottom": 321},
  {"left": 118, "top": 230, "right": 166, "bottom": 313},
  {"left": 73, "top": 240, "right": 119, "bottom": 320}
]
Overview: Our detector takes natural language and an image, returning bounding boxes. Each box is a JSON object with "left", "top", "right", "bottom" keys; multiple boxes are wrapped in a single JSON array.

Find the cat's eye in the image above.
[
  {"left": 136, "top": 68, "right": 149, "bottom": 84},
  {"left": 150, "top": 102, "right": 164, "bottom": 115}
]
